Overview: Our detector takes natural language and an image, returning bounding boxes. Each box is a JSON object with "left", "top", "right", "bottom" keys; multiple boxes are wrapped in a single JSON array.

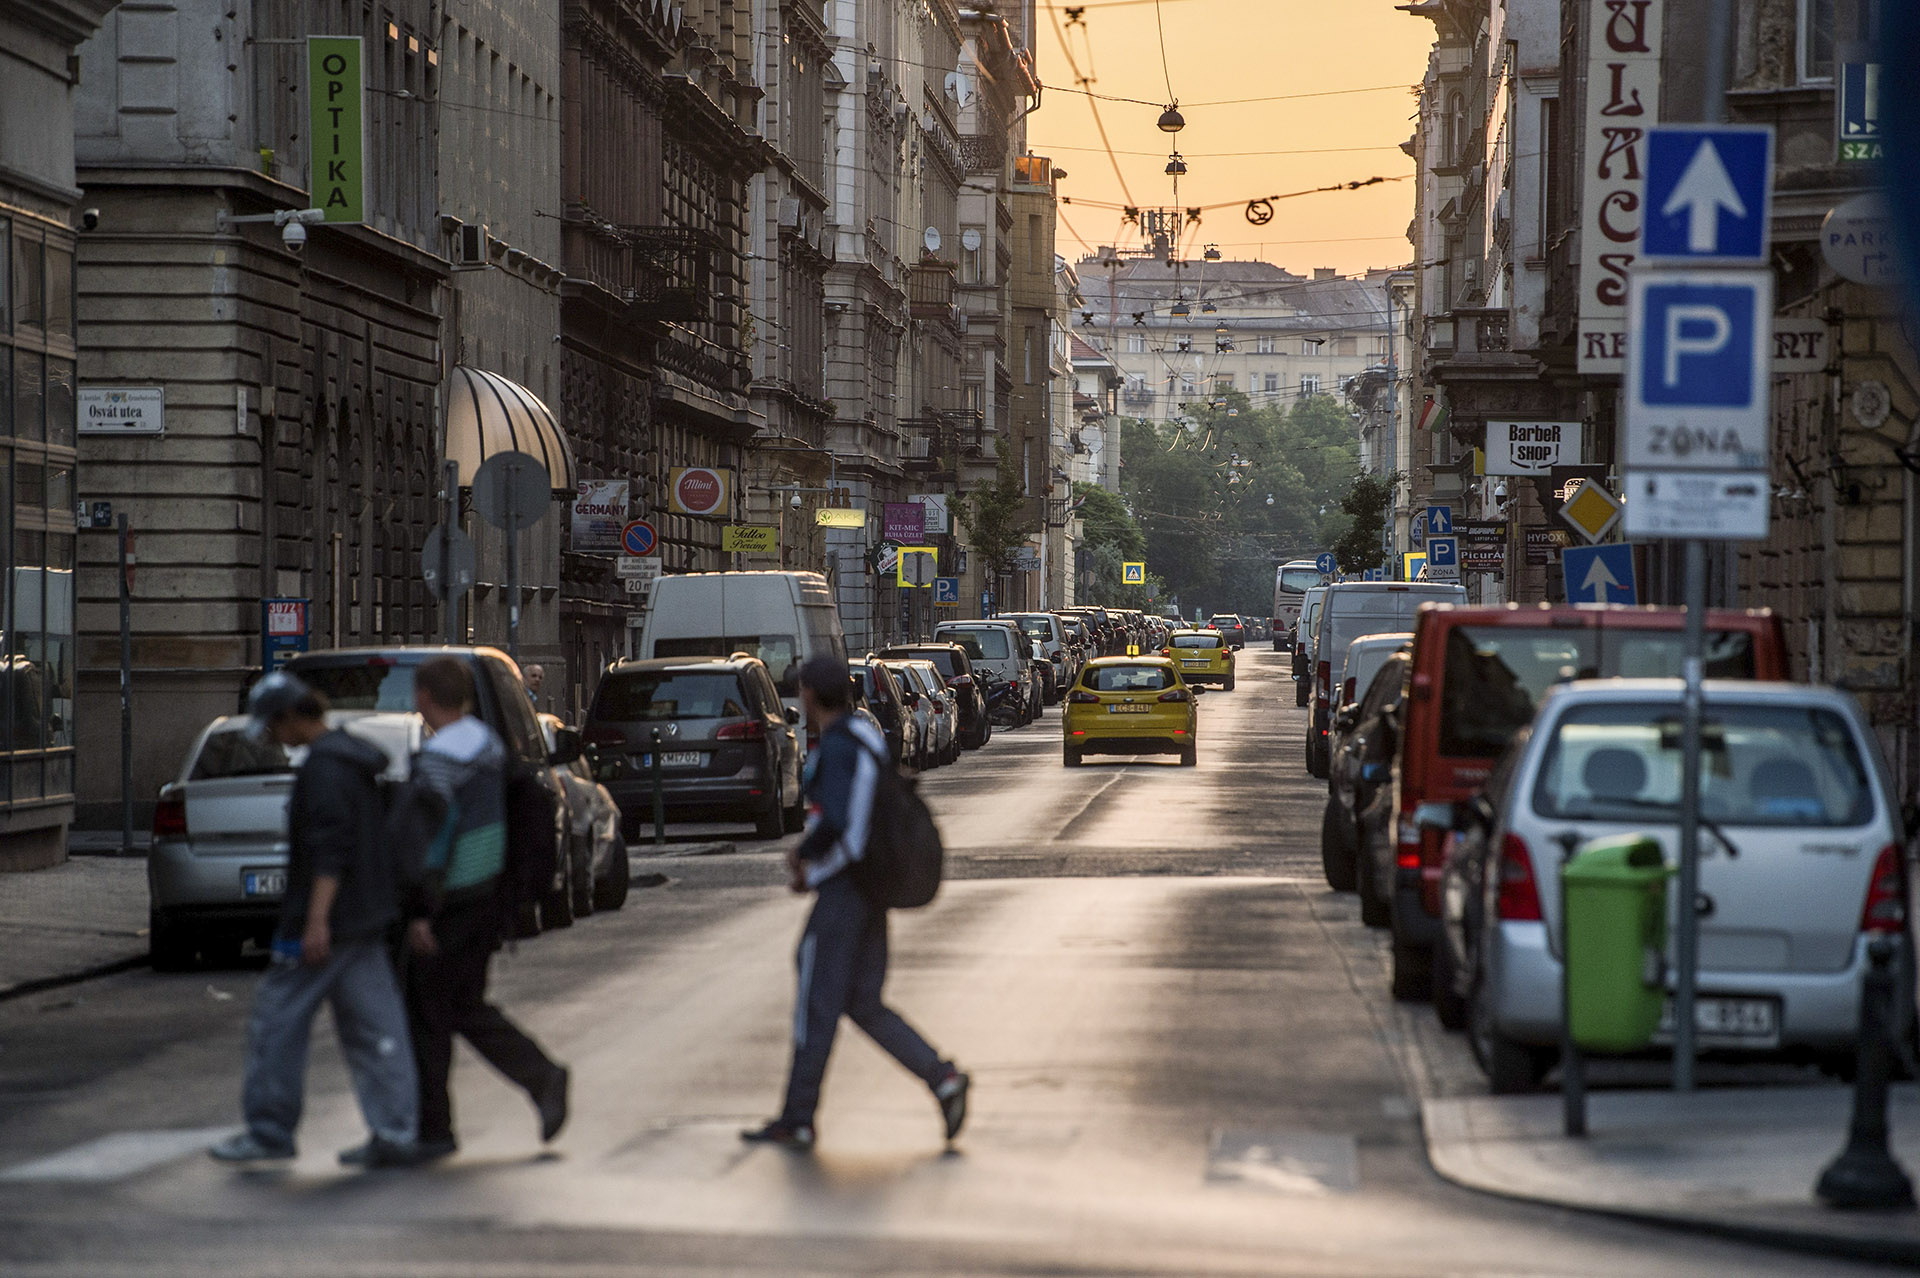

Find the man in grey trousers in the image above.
[{"left": 208, "top": 673, "right": 420, "bottom": 1168}]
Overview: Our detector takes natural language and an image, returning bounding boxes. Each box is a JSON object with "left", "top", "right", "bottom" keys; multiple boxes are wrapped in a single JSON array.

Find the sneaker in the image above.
[
  {"left": 934, "top": 1067, "right": 970, "bottom": 1142},
  {"left": 739, "top": 1119, "right": 815, "bottom": 1151},
  {"left": 337, "top": 1137, "right": 420, "bottom": 1169},
  {"left": 413, "top": 1136, "right": 459, "bottom": 1164},
  {"left": 536, "top": 1066, "right": 570, "bottom": 1143},
  {"left": 208, "top": 1131, "right": 296, "bottom": 1163}
]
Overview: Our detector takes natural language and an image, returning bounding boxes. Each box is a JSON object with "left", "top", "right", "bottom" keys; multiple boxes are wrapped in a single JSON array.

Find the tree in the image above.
[
  {"left": 954, "top": 437, "right": 1040, "bottom": 577},
  {"left": 1073, "top": 482, "right": 1159, "bottom": 606},
  {"left": 1331, "top": 472, "right": 1397, "bottom": 575}
]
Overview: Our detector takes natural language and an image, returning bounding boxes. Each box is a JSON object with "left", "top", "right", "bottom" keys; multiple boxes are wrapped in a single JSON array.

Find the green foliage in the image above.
[
  {"left": 1331, "top": 471, "right": 1397, "bottom": 575},
  {"left": 1117, "top": 392, "right": 1361, "bottom": 616},
  {"left": 954, "top": 437, "right": 1041, "bottom": 577},
  {"left": 1073, "top": 483, "right": 1160, "bottom": 606}
]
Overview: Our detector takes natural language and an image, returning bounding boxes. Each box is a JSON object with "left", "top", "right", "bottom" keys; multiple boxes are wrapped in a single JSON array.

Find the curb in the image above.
[
  {"left": 0, "top": 952, "right": 149, "bottom": 1007},
  {"left": 631, "top": 841, "right": 741, "bottom": 860},
  {"left": 1421, "top": 1099, "right": 1920, "bottom": 1268}
]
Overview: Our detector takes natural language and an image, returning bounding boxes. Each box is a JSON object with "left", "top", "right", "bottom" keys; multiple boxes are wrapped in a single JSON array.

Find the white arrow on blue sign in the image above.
[
  {"left": 1315, "top": 551, "right": 1337, "bottom": 575},
  {"left": 1562, "top": 543, "right": 1638, "bottom": 605},
  {"left": 1624, "top": 268, "right": 1774, "bottom": 471},
  {"left": 1643, "top": 125, "right": 1774, "bottom": 263},
  {"left": 1424, "top": 505, "right": 1453, "bottom": 538}
]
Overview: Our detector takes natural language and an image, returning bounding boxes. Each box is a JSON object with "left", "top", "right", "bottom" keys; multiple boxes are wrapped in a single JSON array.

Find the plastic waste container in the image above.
[{"left": 1563, "top": 833, "right": 1673, "bottom": 1053}]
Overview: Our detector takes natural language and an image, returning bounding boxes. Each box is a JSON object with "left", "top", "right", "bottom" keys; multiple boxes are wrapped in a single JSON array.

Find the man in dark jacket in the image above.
[
  {"left": 209, "top": 673, "right": 419, "bottom": 1168},
  {"left": 741, "top": 655, "right": 967, "bottom": 1152}
]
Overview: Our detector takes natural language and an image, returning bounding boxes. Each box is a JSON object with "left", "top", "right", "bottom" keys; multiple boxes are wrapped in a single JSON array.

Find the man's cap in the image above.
[
  {"left": 796, "top": 654, "right": 851, "bottom": 701},
  {"left": 245, "top": 671, "right": 313, "bottom": 741}
]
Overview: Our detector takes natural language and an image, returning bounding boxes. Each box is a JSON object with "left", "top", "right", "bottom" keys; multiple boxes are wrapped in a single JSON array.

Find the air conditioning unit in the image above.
[
  {"left": 453, "top": 222, "right": 489, "bottom": 271},
  {"left": 778, "top": 197, "right": 801, "bottom": 229}
]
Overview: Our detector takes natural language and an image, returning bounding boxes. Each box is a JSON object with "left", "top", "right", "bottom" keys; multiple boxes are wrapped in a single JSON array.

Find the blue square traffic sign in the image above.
[
  {"left": 933, "top": 576, "right": 960, "bottom": 605},
  {"left": 1424, "top": 505, "right": 1454, "bottom": 538},
  {"left": 1643, "top": 126, "right": 1774, "bottom": 263},
  {"left": 1624, "top": 268, "right": 1773, "bottom": 472},
  {"left": 1562, "top": 543, "right": 1638, "bottom": 605},
  {"left": 1638, "top": 282, "right": 1757, "bottom": 406}
]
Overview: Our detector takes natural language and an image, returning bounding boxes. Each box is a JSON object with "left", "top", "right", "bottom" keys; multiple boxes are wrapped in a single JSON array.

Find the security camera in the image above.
[
  {"left": 789, "top": 493, "right": 803, "bottom": 510},
  {"left": 1493, "top": 480, "right": 1509, "bottom": 502},
  {"left": 282, "top": 220, "right": 306, "bottom": 253},
  {"left": 80, "top": 208, "right": 100, "bottom": 232}
]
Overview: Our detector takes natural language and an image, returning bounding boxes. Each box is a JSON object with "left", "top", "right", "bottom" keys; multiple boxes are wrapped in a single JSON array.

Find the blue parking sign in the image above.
[
  {"left": 1624, "top": 268, "right": 1773, "bottom": 471},
  {"left": 933, "top": 576, "right": 960, "bottom": 606},
  {"left": 1640, "top": 282, "right": 1757, "bottom": 406}
]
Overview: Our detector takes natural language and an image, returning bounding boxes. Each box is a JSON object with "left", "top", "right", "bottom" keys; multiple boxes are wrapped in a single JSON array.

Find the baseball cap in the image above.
[{"left": 245, "top": 671, "right": 315, "bottom": 742}]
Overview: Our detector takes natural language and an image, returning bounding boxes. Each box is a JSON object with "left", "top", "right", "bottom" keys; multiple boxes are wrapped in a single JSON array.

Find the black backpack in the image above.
[
  {"left": 498, "top": 758, "right": 561, "bottom": 922},
  {"left": 852, "top": 744, "right": 944, "bottom": 909}
]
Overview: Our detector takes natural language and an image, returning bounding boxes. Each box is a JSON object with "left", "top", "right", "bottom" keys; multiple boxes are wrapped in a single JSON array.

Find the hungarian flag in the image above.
[{"left": 1417, "top": 396, "right": 1450, "bottom": 434}]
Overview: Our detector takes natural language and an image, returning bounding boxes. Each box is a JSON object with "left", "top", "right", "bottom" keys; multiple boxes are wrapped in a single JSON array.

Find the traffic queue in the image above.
[{"left": 1293, "top": 577, "right": 1913, "bottom": 1096}]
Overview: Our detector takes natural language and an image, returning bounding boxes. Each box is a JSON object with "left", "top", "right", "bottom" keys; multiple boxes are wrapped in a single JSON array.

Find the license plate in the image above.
[
  {"left": 1181, "top": 659, "right": 1208, "bottom": 667},
  {"left": 1108, "top": 703, "right": 1152, "bottom": 714},
  {"left": 242, "top": 870, "right": 286, "bottom": 898},
  {"left": 639, "top": 751, "right": 705, "bottom": 768},
  {"left": 1655, "top": 996, "right": 1780, "bottom": 1046}
]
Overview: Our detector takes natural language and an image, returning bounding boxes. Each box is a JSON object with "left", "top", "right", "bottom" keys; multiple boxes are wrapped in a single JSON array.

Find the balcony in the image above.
[
  {"left": 907, "top": 259, "right": 958, "bottom": 320},
  {"left": 622, "top": 226, "right": 717, "bottom": 323},
  {"left": 960, "top": 134, "right": 1006, "bottom": 174},
  {"left": 1013, "top": 154, "right": 1053, "bottom": 186},
  {"left": 900, "top": 411, "right": 987, "bottom": 474}
]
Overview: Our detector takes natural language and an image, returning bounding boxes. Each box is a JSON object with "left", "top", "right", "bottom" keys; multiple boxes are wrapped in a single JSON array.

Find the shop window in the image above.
[
  {"left": 0, "top": 219, "right": 9, "bottom": 332},
  {"left": 12, "top": 352, "right": 41, "bottom": 442},
  {"left": 10, "top": 234, "right": 40, "bottom": 331},
  {"left": 44, "top": 245, "right": 71, "bottom": 341},
  {"left": 45, "top": 360, "right": 73, "bottom": 448}
]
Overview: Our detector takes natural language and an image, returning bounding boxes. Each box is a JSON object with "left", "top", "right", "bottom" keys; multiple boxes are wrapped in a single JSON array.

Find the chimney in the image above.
[{"left": 1314, "top": 267, "right": 1338, "bottom": 281}]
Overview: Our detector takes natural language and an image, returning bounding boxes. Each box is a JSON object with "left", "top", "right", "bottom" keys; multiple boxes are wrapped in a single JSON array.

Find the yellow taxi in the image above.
[
  {"left": 1062, "top": 655, "right": 1201, "bottom": 767},
  {"left": 1162, "top": 628, "right": 1235, "bottom": 690}
]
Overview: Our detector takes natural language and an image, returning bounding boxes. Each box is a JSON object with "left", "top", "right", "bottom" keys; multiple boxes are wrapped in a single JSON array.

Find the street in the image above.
[{"left": 0, "top": 652, "right": 1892, "bottom": 1276}]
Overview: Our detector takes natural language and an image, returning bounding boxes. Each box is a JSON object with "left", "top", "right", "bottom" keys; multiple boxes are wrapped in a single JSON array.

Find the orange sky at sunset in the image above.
[{"left": 1027, "top": 0, "right": 1434, "bottom": 278}]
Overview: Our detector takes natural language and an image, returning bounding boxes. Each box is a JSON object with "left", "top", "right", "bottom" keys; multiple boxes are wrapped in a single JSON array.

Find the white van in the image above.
[
  {"left": 635, "top": 571, "right": 846, "bottom": 712},
  {"left": 1306, "top": 581, "right": 1464, "bottom": 777}
]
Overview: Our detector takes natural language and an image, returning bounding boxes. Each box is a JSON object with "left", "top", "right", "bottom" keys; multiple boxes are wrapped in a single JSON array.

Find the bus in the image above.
[{"left": 1270, "top": 559, "right": 1326, "bottom": 651}]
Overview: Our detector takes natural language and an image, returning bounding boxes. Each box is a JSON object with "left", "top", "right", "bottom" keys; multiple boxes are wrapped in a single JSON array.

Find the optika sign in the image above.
[
  {"left": 1578, "top": 0, "right": 1664, "bottom": 373},
  {"left": 668, "top": 466, "right": 732, "bottom": 517},
  {"left": 1485, "top": 420, "right": 1585, "bottom": 475}
]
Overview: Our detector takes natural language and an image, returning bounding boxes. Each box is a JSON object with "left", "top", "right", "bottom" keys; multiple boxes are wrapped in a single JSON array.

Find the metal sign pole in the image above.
[
  {"left": 118, "top": 515, "right": 133, "bottom": 858},
  {"left": 441, "top": 459, "right": 458, "bottom": 643},
  {"left": 1675, "top": 538, "right": 1707, "bottom": 1090},
  {"left": 505, "top": 456, "right": 521, "bottom": 662}
]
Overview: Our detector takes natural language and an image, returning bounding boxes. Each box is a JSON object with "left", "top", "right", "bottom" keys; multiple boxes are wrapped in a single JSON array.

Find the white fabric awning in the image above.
[{"left": 442, "top": 365, "right": 576, "bottom": 492}]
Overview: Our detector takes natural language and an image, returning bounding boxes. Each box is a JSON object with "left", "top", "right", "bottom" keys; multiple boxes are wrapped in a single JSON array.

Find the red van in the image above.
[{"left": 1383, "top": 603, "right": 1790, "bottom": 999}]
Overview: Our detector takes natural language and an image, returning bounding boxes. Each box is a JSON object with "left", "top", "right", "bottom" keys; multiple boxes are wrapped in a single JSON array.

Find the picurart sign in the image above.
[{"left": 307, "top": 37, "right": 366, "bottom": 224}]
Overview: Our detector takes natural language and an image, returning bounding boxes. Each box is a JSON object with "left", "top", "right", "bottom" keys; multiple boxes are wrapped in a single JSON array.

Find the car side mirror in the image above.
[
  {"left": 786, "top": 706, "right": 801, "bottom": 725},
  {"left": 548, "top": 726, "right": 584, "bottom": 767},
  {"left": 1335, "top": 707, "right": 1358, "bottom": 731}
]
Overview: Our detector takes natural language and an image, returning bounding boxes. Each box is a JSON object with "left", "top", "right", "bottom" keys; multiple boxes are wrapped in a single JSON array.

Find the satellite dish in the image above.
[
  {"left": 924, "top": 226, "right": 943, "bottom": 254},
  {"left": 945, "top": 71, "right": 975, "bottom": 107},
  {"left": 961, "top": 229, "right": 983, "bottom": 252}
]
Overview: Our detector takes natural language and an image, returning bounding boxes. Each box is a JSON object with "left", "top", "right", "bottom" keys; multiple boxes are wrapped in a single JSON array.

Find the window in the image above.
[
  {"left": 1171, "top": 633, "right": 1222, "bottom": 649},
  {"left": 1125, "top": 334, "right": 1145, "bottom": 353},
  {"left": 1214, "top": 375, "right": 1234, "bottom": 393},
  {"left": 1084, "top": 663, "right": 1174, "bottom": 692},
  {"left": 11, "top": 234, "right": 41, "bottom": 331},
  {"left": 1300, "top": 375, "right": 1321, "bottom": 397},
  {"left": 1023, "top": 326, "right": 1035, "bottom": 382},
  {"left": 1264, "top": 373, "right": 1280, "bottom": 393},
  {"left": 1336, "top": 337, "right": 1357, "bottom": 357},
  {"left": 594, "top": 672, "right": 747, "bottom": 721},
  {"left": 1255, "top": 335, "right": 1277, "bottom": 354},
  {"left": 1800, "top": 0, "right": 1835, "bottom": 81}
]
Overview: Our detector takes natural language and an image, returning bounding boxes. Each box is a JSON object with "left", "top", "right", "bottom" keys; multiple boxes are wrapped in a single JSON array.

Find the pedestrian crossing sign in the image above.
[{"left": 1122, "top": 562, "right": 1146, "bottom": 585}]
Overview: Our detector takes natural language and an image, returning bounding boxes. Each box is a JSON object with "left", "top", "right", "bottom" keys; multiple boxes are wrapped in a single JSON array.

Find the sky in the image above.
[{"left": 1026, "top": 0, "right": 1435, "bottom": 278}]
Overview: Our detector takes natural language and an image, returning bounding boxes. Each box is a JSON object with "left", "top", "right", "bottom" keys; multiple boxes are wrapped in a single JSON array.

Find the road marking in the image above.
[
  {"left": 1206, "top": 1128, "right": 1358, "bottom": 1194},
  {"left": 0, "top": 1127, "right": 232, "bottom": 1183}
]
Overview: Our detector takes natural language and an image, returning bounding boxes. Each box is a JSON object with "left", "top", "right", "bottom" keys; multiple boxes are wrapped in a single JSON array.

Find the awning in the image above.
[{"left": 442, "top": 365, "right": 576, "bottom": 492}]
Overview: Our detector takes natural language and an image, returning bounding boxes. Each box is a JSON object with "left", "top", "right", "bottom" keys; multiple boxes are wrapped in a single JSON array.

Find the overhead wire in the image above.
[{"left": 1044, "top": 0, "right": 1134, "bottom": 205}]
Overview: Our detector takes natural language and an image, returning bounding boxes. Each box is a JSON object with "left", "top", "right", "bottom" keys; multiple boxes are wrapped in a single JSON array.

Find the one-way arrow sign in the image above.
[
  {"left": 1562, "top": 543, "right": 1638, "bottom": 605},
  {"left": 1644, "top": 126, "right": 1774, "bottom": 263}
]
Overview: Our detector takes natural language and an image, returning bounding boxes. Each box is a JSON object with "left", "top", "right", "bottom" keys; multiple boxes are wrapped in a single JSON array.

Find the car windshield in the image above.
[
  {"left": 1280, "top": 566, "right": 1324, "bottom": 593},
  {"left": 190, "top": 728, "right": 292, "bottom": 779},
  {"left": 883, "top": 648, "right": 962, "bottom": 678},
  {"left": 1013, "top": 617, "right": 1052, "bottom": 637},
  {"left": 1440, "top": 625, "right": 1759, "bottom": 757},
  {"left": 1209, "top": 617, "right": 1239, "bottom": 628},
  {"left": 1172, "top": 634, "right": 1221, "bottom": 649},
  {"left": 290, "top": 658, "right": 417, "bottom": 711},
  {"left": 596, "top": 672, "right": 746, "bottom": 721},
  {"left": 1085, "top": 664, "right": 1175, "bottom": 692},
  {"left": 947, "top": 628, "right": 1009, "bottom": 659},
  {"left": 654, "top": 635, "right": 799, "bottom": 691},
  {"left": 1532, "top": 701, "right": 1874, "bottom": 828}
]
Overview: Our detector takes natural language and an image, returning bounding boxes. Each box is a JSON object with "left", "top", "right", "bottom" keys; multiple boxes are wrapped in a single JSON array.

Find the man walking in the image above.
[
  {"left": 404, "top": 656, "right": 568, "bottom": 1160},
  {"left": 742, "top": 655, "right": 968, "bottom": 1152},
  {"left": 210, "top": 674, "right": 419, "bottom": 1168}
]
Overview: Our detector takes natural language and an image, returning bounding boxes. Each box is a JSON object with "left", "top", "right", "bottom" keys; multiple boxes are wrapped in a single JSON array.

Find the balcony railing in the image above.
[
  {"left": 622, "top": 226, "right": 716, "bottom": 323},
  {"left": 960, "top": 134, "right": 1006, "bottom": 173},
  {"left": 907, "top": 260, "right": 957, "bottom": 319},
  {"left": 900, "top": 410, "right": 987, "bottom": 472}
]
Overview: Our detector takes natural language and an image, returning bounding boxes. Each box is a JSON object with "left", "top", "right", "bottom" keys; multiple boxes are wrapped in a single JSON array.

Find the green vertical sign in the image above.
[{"left": 307, "top": 36, "right": 365, "bottom": 223}]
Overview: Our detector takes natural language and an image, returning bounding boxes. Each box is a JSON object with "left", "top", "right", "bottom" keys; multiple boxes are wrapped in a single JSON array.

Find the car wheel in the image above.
[
  {"left": 1063, "top": 744, "right": 1082, "bottom": 767},
  {"left": 1295, "top": 677, "right": 1309, "bottom": 708},
  {"left": 516, "top": 900, "right": 543, "bottom": 939},
  {"left": 1390, "top": 936, "right": 1431, "bottom": 1001},
  {"left": 148, "top": 913, "right": 197, "bottom": 972},
  {"left": 754, "top": 780, "right": 786, "bottom": 839},
  {"left": 1470, "top": 974, "right": 1552, "bottom": 1094},
  {"left": 1320, "top": 796, "right": 1357, "bottom": 891},
  {"left": 593, "top": 833, "right": 632, "bottom": 911},
  {"left": 1179, "top": 742, "right": 1197, "bottom": 767},
  {"left": 1358, "top": 848, "right": 1391, "bottom": 927},
  {"left": 542, "top": 856, "right": 576, "bottom": 929},
  {"left": 783, "top": 779, "right": 806, "bottom": 833},
  {"left": 570, "top": 834, "right": 596, "bottom": 919},
  {"left": 1223, "top": 672, "right": 1236, "bottom": 692},
  {"left": 1431, "top": 933, "right": 1469, "bottom": 1030}
]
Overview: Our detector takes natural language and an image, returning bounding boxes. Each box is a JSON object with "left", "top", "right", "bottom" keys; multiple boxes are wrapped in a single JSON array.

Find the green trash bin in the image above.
[{"left": 1562, "top": 833, "right": 1674, "bottom": 1053}]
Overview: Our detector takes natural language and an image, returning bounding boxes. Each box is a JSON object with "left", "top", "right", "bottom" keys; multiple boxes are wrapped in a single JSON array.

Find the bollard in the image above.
[
  {"left": 650, "top": 726, "right": 666, "bottom": 847},
  {"left": 1816, "top": 937, "right": 1916, "bottom": 1210}
]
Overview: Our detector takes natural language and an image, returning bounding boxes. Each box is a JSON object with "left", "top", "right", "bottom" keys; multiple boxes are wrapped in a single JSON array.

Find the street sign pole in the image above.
[
  {"left": 441, "top": 459, "right": 458, "bottom": 643},
  {"left": 118, "top": 514, "right": 133, "bottom": 858},
  {"left": 506, "top": 455, "right": 522, "bottom": 663}
]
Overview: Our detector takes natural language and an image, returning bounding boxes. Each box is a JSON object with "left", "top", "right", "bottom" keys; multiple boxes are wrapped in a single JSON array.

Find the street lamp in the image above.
[{"left": 1157, "top": 104, "right": 1186, "bottom": 133}]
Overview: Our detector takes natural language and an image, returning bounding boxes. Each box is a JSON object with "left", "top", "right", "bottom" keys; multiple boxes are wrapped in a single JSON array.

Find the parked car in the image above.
[
  {"left": 1062, "top": 655, "right": 1203, "bottom": 767},
  {"left": 876, "top": 642, "right": 988, "bottom": 748},
  {"left": 903, "top": 660, "right": 959, "bottom": 765},
  {"left": 1321, "top": 647, "right": 1411, "bottom": 920},
  {"left": 851, "top": 657, "right": 916, "bottom": 765},
  {"left": 582, "top": 654, "right": 803, "bottom": 840},
  {"left": 282, "top": 646, "right": 583, "bottom": 931},
  {"left": 1293, "top": 586, "right": 1328, "bottom": 707},
  {"left": 1330, "top": 632, "right": 1412, "bottom": 734},
  {"left": 1454, "top": 679, "right": 1908, "bottom": 1093},
  {"left": 1206, "top": 614, "right": 1247, "bottom": 649},
  {"left": 933, "top": 621, "right": 1038, "bottom": 724},
  {"left": 881, "top": 658, "right": 939, "bottom": 768},
  {"left": 1388, "top": 604, "right": 1791, "bottom": 1004},
  {"left": 148, "top": 710, "right": 421, "bottom": 970},
  {"left": 539, "top": 714, "right": 630, "bottom": 915},
  {"left": 1003, "top": 611, "right": 1071, "bottom": 703},
  {"left": 1307, "top": 583, "right": 1465, "bottom": 780},
  {"left": 635, "top": 571, "right": 846, "bottom": 720},
  {"left": 1056, "top": 614, "right": 1094, "bottom": 676}
]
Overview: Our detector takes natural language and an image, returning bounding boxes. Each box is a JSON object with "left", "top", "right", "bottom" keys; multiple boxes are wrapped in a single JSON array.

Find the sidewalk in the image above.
[
  {"left": 0, "top": 855, "right": 150, "bottom": 1000},
  {"left": 1424, "top": 1085, "right": 1920, "bottom": 1265}
]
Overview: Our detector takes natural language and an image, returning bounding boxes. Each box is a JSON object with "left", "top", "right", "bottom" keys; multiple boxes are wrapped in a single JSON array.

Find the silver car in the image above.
[
  {"left": 540, "top": 714, "right": 630, "bottom": 914},
  {"left": 903, "top": 660, "right": 958, "bottom": 766},
  {"left": 881, "top": 658, "right": 939, "bottom": 769},
  {"left": 1468, "top": 680, "right": 1909, "bottom": 1092},
  {"left": 147, "top": 711, "right": 420, "bottom": 970}
]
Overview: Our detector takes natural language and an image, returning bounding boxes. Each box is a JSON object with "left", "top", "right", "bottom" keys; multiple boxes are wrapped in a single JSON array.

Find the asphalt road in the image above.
[{"left": 0, "top": 650, "right": 1895, "bottom": 1276}]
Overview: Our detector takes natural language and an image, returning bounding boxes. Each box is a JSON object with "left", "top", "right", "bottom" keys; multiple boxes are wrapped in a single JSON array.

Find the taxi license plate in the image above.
[
  {"left": 243, "top": 870, "right": 286, "bottom": 898},
  {"left": 639, "top": 751, "right": 705, "bottom": 768},
  {"left": 1655, "top": 996, "right": 1779, "bottom": 1046},
  {"left": 1108, "top": 704, "right": 1152, "bottom": 714},
  {"left": 1181, "top": 659, "right": 1208, "bottom": 667}
]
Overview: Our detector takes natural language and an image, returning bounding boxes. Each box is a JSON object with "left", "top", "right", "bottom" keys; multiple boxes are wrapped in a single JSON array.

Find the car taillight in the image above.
[
  {"left": 1342, "top": 677, "right": 1356, "bottom": 705},
  {"left": 1157, "top": 688, "right": 1191, "bottom": 702},
  {"left": 1067, "top": 689, "right": 1099, "bottom": 704},
  {"left": 716, "top": 720, "right": 766, "bottom": 741},
  {"left": 1860, "top": 844, "right": 1908, "bottom": 934},
  {"left": 1316, "top": 661, "right": 1330, "bottom": 695},
  {"left": 1496, "top": 833, "right": 1543, "bottom": 922},
  {"left": 584, "top": 725, "right": 625, "bottom": 747},
  {"left": 152, "top": 796, "right": 187, "bottom": 839}
]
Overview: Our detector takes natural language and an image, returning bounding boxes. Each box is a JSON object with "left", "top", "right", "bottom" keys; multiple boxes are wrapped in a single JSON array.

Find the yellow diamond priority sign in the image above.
[{"left": 1559, "top": 480, "right": 1624, "bottom": 544}]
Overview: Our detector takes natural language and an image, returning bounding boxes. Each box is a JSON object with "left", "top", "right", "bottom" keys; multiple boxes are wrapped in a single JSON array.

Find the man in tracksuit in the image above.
[
  {"left": 742, "top": 655, "right": 968, "bottom": 1151},
  {"left": 209, "top": 673, "right": 419, "bottom": 1168},
  {"left": 403, "top": 656, "right": 568, "bottom": 1160}
]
